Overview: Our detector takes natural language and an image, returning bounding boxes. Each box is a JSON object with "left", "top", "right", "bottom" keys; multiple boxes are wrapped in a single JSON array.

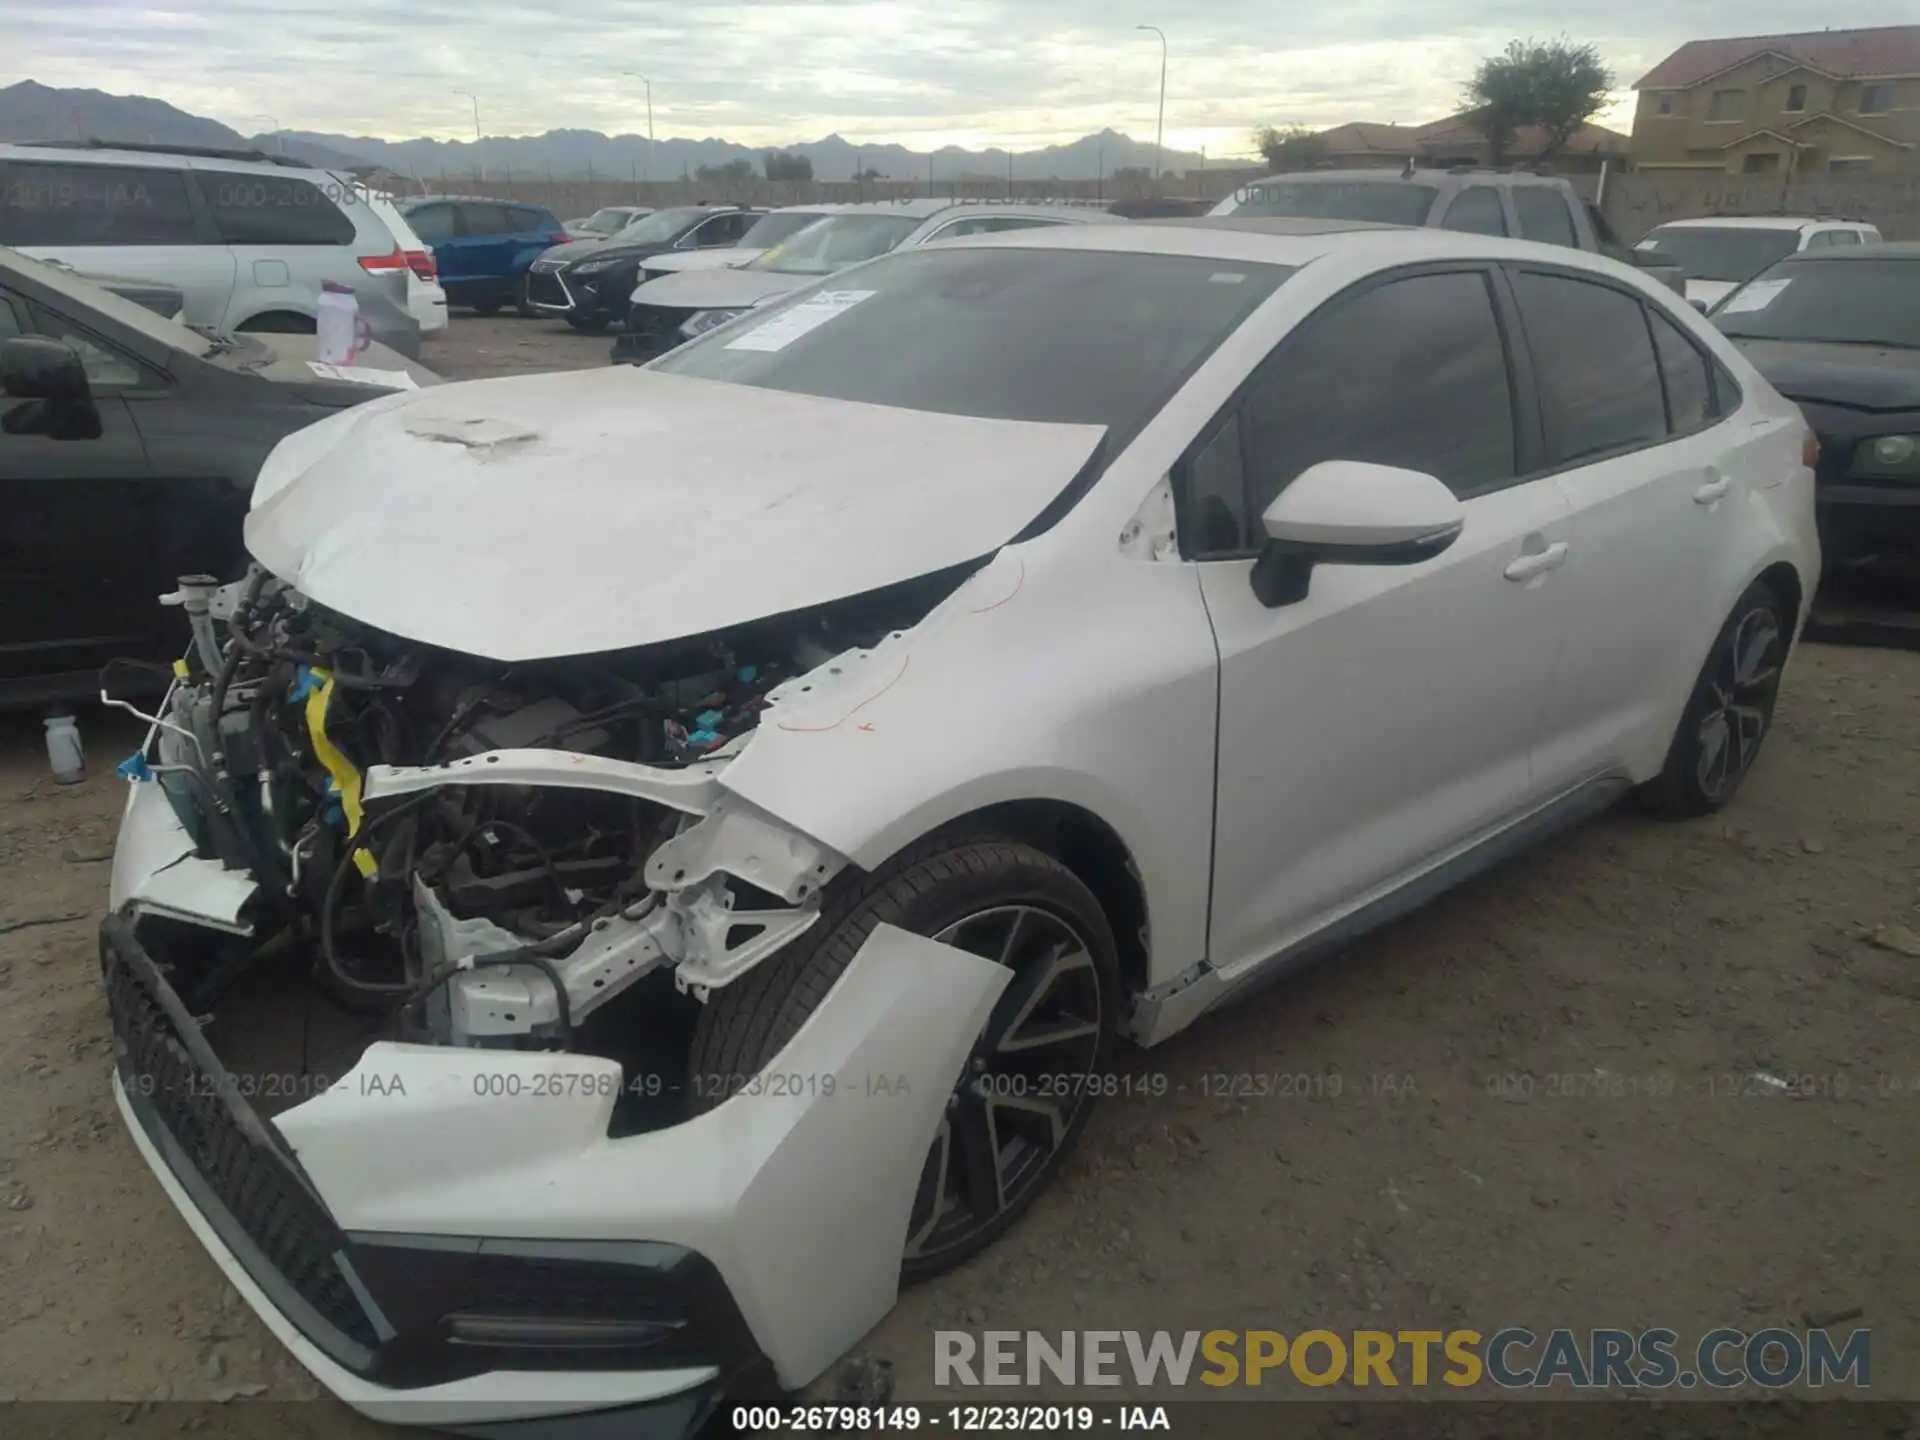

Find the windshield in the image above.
[
  {"left": 581, "top": 207, "right": 637, "bottom": 233},
  {"left": 1217, "top": 179, "right": 1438, "bottom": 224},
  {"left": 609, "top": 207, "right": 707, "bottom": 246},
  {"left": 656, "top": 246, "right": 1292, "bottom": 456},
  {"left": 741, "top": 211, "right": 833, "bottom": 248},
  {"left": 1636, "top": 226, "right": 1800, "bottom": 284},
  {"left": 0, "top": 248, "right": 206, "bottom": 355},
  {"left": 747, "top": 214, "right": 922, "bottom": 275},
  {"left": 1712, "top": 258, "right": 1920, "bottom": 350}
]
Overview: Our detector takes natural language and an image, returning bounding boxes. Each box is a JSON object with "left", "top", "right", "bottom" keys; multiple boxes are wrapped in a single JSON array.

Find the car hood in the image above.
[
  {"left": 542, "top": 238, "right": 670, "bottom": 268},
  {"left": 1733, "top": 339, "right": 1920, "bottom": 412},
  {"left": 630, "top": 268, "right": 810, "bottom": 311},
  {"left": 641, "top": 248, "right": 768, "bottom": 277},
  {"left": 244, "top": 368, "right": 1105, "bottom": 662}
]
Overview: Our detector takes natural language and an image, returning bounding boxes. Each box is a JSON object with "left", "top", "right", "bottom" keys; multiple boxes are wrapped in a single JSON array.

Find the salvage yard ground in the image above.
[{"left": 0, "top": 314, "right": 1916, "bottom": 1435}]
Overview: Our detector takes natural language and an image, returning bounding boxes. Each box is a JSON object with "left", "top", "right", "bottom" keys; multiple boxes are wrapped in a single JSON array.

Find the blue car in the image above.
[{"left": 396, "top": 196, "right": 569, "bottom": 317}]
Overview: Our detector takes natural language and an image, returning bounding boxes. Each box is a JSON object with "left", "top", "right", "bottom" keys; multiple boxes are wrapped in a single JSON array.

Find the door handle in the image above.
[
  {"left": 1693, "top": 473, "right": 1732, "bottom": 504},
  {"left": 1504, "top": 541, "right": 1569, "bottom": 582}
]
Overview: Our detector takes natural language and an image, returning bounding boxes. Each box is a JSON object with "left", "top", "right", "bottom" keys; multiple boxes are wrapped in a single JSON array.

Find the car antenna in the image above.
[{"left": 1400, "top": 157, "right": 1415, "bottom": 179}]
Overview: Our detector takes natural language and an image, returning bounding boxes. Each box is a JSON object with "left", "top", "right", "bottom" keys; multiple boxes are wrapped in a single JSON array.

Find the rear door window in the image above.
[
  {"left": 509, "top": 206, "right": 549, "bottom": 233},
  {"left": 458, "top": 203, "right": 517, "bottom": 236},
  {"left": 196, "top": 170, "right": 355, "bottom": 245},
  {"left": 1827, "top": 230, "right": 1861, "bottom": 247},
  {"left": 1647, "top": 308, "right": 1716, "bottom": 431},
  {"left": 0, "top": 162, "right": 198, "bottom": 246},
  {"left": 1438, "top": 186, "right": 1507, "bottom": 236},
  {"left": 1513, "top": 188, "right": 1578, "bottom": 248},
  {"left": 1511, "top": 269, "right": 1668, "bottom": 464}
]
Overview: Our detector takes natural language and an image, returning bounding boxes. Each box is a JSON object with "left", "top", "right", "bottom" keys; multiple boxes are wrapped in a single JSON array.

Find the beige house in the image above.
[
  {"left": 1298, "top": 117, "right": 1628, "bottom": 173},
  {"left": 1631, "top": 25, "right": 1920, "bottom": 175}
]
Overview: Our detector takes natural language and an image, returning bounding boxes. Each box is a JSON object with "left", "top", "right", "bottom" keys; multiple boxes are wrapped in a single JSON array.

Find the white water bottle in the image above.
[
  {"left": 316, "top": 282, "right": 373, "bottom": 366},
  {"left": 45, "top": 714, "right": 84, "bottom": 785}
]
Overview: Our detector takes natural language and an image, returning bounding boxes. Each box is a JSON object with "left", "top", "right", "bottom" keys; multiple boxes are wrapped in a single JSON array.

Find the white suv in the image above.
[
  {"left": 103, "top": 220, "right": 1816, "bottom": 1429},
  {"left": 1636, "top": 216, "right": 1881, "bottom": 308},
  {"left": 0, "top": 140, "right": 422, "bottom": 356}
]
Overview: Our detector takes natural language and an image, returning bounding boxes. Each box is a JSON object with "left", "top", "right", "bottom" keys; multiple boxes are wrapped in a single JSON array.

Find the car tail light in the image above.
[
  {"left": 357, "top": 247, "right": 410, "bottom": 273},
  {"left": 1802, "top": 430, "right": 1820, "bottom": 469},
  {"left": 405, "top": 250, "right": 437, "bottom": 280}
]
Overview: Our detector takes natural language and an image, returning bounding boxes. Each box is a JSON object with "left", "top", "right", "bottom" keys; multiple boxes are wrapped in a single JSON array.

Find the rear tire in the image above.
[
  {"left": 1638, "top": 579, "right": 1787, "bottom": 818},
  {"left": 687, "top": 835, "right": 1120, "bottom": 1278},
  {"left": 469, "top": 299, "right": 502, "bottom": 317},
  {"left": 566, "top": 314, "right": 608, "bottom": 334}
]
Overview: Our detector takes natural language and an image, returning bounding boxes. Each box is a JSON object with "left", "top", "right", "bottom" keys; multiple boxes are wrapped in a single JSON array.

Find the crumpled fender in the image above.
[{"left": 275, "top": 923, "right": 1011, "bottom": 1389}]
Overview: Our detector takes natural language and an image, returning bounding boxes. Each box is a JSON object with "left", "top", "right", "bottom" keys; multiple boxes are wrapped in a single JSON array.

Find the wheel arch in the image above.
[
  {"left": 233, "top": 308, "right": 317, "bottom": 332},
  {"left": 1753, "top": 558, "right": 1804, "bottom": 640},
  {"left": 918, "top": 797, "right": 1152, "bottom": 999}
]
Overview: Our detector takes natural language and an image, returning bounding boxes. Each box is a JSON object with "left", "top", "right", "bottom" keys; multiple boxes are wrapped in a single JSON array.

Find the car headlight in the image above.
[
  {"left": 1850, "top": 433, "right": 1920, "bottom": 478},
  {"left": 679, "top": 308, "right": 745, "bottom": 339}
]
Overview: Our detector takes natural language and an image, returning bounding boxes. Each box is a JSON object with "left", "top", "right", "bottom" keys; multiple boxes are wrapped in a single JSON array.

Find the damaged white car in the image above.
[{"left": 100, "top": 220, "right": 1818, "bottom": 1434}]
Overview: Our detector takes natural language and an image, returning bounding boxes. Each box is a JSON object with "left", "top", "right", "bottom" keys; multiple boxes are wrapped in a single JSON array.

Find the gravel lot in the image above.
[{"left": 1, "top": 311, "right": 1916, "bottom": 1431}]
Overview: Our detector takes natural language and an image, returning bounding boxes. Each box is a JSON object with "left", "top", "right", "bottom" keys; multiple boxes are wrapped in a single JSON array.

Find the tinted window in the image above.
[
  {"left": 401, "top": 202, "right": 454, "bottom": 243},
  {"left": 1710, "top": 257, "right": 1920, "bottom": 349},
  {"left": 0, "top": 162, "right": 198, "bottom": 246},
  {"left": 933, "top": 215, "right": 1067, "bottom": 240},
  {"left": 609, "top": 207, "right": 709, "bottom": 246},
  {"left": 0, "top": 294, "right": 20, "bottom": 338},
  {"left": 1224, "top": 179, "right": 1438, "bottom": 225},
  {"left": 1513, "top": 188, "right": 1578, "bottom": 247},
  {"left": 1512, "top": 271, "right": 1667, "bottom": 464},
  {"left": 1184, "top": 417, "right": 1248, "bottom": 555},
  {"left": 1240, "top": 270, "right": 1516, "bottom": 511},
  {"left": 657, "top": 247, "right": 1290, "bottom": 460},
  {"left": 1827, "top": 230, "right": 1860, "bottom": 247},
  {"left": 1440, "top": 186, "right": 1506, "bottom": 236},
  {"left": 458, "top": 203, "right": 517, "bottom": 236},
  {"left": 740, "top": 211, "right": 829, "bottom": 247},
  {"left": 1635, "top": 225, "right": 1799, "bottom": 283},
  {"left": 1584, "top": 201, "right": 1623, "bottom": 249},
  {"left": 1802, "top": 231, "right": 1832, "bottom": 250},
  {"left": 510, "top": 206, "right": 549, "bottom": 232},
  {"left": 27, "top": 303, "right": 144, "bottom": 387},
  {"left": 1648, "top": 309, "right": 1715, "bottom": 431},
  {"left": 197, "top": 171, "right": 355, "bottom": 246}
]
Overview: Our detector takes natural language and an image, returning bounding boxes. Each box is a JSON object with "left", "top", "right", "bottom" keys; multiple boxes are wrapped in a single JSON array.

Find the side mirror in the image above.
[
  {"left": 1689, "top": 297, "right": 1710, "bottom": 314},
  {"left": 1251, "top": 460, "right": 1464, "bottom": 608},
  {"left": 0, "top": 336, "right": 101, "bottom": 441}
]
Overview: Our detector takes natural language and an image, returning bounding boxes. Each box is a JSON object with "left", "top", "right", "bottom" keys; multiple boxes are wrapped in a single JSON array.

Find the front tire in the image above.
[
  {"left": 687, "top": 836, "right": 1120, "bottom": 1277},
  {"left": 1639, "top": 579, "right": 1787, "bottom": 817}
]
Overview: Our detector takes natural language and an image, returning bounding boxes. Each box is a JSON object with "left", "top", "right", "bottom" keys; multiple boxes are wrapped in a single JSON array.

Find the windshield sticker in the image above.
[
  {"left": 1718, "top": 278, "right": 1791, "bottom": 315},
  {"left": 725, "top": 290, "right": 876, "bottom": 352},
  {"left": 307, "top": 361, "right": 419, "bottom": 389},
  {"left": 1208, "top": 272, "right": 1248, "bottom": 284}
]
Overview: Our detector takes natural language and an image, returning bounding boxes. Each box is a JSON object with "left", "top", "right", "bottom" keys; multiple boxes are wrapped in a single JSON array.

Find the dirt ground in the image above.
[{"left": 1, "top": 311, "right": 1916, "bottom": 1431}]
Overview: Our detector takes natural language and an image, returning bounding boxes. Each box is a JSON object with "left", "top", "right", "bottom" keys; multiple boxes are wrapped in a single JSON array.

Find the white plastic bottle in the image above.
[
  {"left": 316, "top": 282, "right": 372, "bottom": 366},
  {"left": 45, "top": 714, "right": 84, "bottom": 785}
]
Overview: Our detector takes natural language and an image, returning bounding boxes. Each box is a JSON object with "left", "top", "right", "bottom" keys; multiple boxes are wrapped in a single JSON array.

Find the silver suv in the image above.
[{"left": 0, "top": 141, "right": 420, "bottom": 358}]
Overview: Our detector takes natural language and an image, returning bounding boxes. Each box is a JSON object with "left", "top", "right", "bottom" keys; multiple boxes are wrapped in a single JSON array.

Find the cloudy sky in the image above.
[{"left": 8, "top": 0, "right": 1913, "bottom": 157}]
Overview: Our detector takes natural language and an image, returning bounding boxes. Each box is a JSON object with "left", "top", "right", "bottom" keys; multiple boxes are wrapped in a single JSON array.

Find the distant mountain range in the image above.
[{"left": 0, "top": 80, "right": 1211, "bottom": 181}]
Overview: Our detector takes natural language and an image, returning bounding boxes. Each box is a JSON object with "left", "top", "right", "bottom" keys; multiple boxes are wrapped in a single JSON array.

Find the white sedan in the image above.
[{"left": 101, "top": 220, "right": 1817, "bottom": 1430}]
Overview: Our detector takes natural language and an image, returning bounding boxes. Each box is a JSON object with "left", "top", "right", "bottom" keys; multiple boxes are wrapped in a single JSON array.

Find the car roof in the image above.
[
  {"left": 939, "top": 217, "right": 1650, "bottom": 274},
  {"left": 1775, "top": 240, "right": 1920, "bottom": 261},
  {"left": 799, "top": 197, "right": 1119, "bottom": 221},
  {"left": 0, "top": 138, "right": 332, "bottom": 179},
  {"left": 1651, "top": 216, "right": 1868, "bottom": 231},
  {"left": 1144, "top": 215, "right": 1410, "bottom": 236},
  {"left": 1252, "top": 167, "right": 1567, "bottom": 188}
]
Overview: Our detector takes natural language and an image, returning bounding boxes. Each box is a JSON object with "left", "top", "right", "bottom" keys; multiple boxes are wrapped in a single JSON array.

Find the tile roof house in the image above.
[
  {"left": 1630, "top": 26, "right": 1920, "bottom": 175},
  {"left": 1298, "top": 116, "right": 1628, "bottom": 174}
]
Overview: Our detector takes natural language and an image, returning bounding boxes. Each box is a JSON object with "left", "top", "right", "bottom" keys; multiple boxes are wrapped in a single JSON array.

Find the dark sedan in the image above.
[
  {"left": 0, "top": 247, "right": 438, "bottom": 708},
  {"left": 523, "top": 205, "right": 762, "bottom": 332},
  {"left": 1713, "top": 243, "right": 1920, "bottom": 564}
]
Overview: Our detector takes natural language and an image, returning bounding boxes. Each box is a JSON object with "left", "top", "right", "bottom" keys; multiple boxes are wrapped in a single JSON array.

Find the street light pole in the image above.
[
  {"left": 1136, "top": 24, "right": 1167, "bottom": 181},
  {"left": 454, "top": 90, "right": 482, "bottom": 182},
  {"left": 622, "top": 72, "right": 654, "bottom": 189},
  {"left": 251, "top": 114, "right": 284, "bottom": 155}
]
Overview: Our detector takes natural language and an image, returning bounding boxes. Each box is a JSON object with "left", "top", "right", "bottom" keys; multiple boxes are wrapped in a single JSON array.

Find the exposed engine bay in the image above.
[{"left": 115, "top": 564, "right": 968, "bottom": 1106}]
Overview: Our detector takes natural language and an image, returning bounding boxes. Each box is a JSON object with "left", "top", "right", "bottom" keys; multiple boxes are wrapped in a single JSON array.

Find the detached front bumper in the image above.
[{"left": 101, "top": 788, "right": 1011, "bottom": 1427}]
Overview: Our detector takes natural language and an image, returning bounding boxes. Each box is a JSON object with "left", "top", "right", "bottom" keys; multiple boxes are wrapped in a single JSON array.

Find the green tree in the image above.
[
  {"left": 1254, "top": 124, "right": 1328, "bottom": 173},
  {"left": 1464, "top": 37, "right": 1612, "bottom": 163},
  {"left": 764, "top": 150, "right": 814, "bottom": 182},
  {"left": 695, "top": 157, "right": 756, "bottom": 184}
]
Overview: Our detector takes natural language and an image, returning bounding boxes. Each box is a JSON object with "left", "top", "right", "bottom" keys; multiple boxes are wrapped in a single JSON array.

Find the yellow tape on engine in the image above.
[{"left": 303, "top": 668, "right": 378, "bottom": 878}]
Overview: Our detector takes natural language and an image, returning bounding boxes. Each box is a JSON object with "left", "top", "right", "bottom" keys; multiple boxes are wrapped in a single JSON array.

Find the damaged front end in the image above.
[{"left": 100, "top": 563, "right": 1006, "bottom": 1426}]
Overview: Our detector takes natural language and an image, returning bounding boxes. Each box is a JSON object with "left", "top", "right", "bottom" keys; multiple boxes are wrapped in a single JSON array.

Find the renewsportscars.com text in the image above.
[{"left": 935, "top": 1327, "right": 1870, "bottom": 1390}]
